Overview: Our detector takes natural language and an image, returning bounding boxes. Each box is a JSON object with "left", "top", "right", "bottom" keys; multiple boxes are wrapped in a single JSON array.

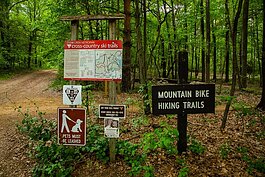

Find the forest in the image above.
[
  {"left": 0, "top": 0, "right": 264, "bottom": 88},
  {"left": 0, "top": 0, "right": 264, "bottom": 176}
]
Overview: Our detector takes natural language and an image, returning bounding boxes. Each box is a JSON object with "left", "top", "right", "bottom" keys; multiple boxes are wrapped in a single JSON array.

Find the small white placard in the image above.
[
  {"left": 104, "top": 118, "right": 119, "bottom": 138},
  {"left": 63, "top": 85, "right": 82, "bottom": 105}
]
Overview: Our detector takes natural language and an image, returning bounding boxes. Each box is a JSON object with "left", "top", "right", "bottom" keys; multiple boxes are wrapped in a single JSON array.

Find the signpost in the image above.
[
  {"left": 58, "top": 108, "right": 86, "bottom": 146},
  {"left": 61, "top": 14, "right": 125, "bottom": 162},
  {"left": 152, "top": 51, "right": 215, "bottom": 154}
]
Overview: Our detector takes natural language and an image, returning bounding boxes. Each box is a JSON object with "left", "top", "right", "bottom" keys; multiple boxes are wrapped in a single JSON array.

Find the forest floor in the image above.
[{"left": 0, "top": 70, "right": 264, "bottom": 177}]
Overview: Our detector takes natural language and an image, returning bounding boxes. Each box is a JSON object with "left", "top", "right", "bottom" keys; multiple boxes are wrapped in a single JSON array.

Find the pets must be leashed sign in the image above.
[{"left": 57, "top": 108, "right": 86, "bottom": 146}]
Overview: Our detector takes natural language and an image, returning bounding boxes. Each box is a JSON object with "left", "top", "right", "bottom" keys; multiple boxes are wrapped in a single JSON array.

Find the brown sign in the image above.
[{"left": 57, "top": 108, "right": 86, "bottom": 146}]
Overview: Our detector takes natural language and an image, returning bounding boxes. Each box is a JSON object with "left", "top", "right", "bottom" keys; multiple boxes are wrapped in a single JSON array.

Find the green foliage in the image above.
[
  {"left": 232, "top": 101, "right": 253, "bottom": 116},
  {"left": 0, "top": 70, "right": 14, "bottom": 80},
  {"left": 237, "top": 146, "right": 265, "bottom": 174},
  {"left": 166, "top": 114, "right": 176, "bottom": 119},
  {"left": 178, "top": 166, "right": 189, "bottom": 177},
  {"left": 188, "top": 138, "right": 205, "bottom": 155},
  {"left": 82, "top": 84, "right": 96, "bottom": 115},
  {"left": 49, "top": 67, "right": 69, "bottom": 91},
  {"left": 82, "top": 124, "right": 109, "bottom": 163},
  {"left": 248, "top": 157, "right": 265, "bottom": 174},
  {"left": 219, "top": 95, "right": 237, "bottom": 102},
  {"left": 16, "top": 109, "right": 81, "bottom": 176},
  {"left": 131, "top": 115, "right": 150, "bottom": 128},
  {"left": 16, "top": 109, "right": 55, "bottom": 141},
  {"left": 219, "top": 142, "right": 231, "bottom": 159},
  {"left": 176, "top": 157, "right": 189, "bottom": 177},
  {"left": 32, "top": 142, "right": 80, "bottom": 177},
  {"left": 117, "top": 123, "right": 179, "bottom": 176},
  {"left": 138, "top": 81, "right": 153, "bottom": 113},
  {"left": 16, "top": 108, "right": 110, "bottom": 176},
  {"left": 141, "top": 122, "right": 179, "bottom": 155},
  {"left": 117, "top": 141, "right": 150, "bottom": 176}
]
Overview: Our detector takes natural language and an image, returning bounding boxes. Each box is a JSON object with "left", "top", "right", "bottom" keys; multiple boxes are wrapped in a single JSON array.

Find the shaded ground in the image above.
[{"left": 0, "top": 70, "right": 264, "bottom": 177}]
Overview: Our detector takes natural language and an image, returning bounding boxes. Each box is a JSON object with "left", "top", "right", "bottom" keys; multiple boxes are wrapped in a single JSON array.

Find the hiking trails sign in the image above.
[{"left": 152, "top": 84, "right": 215, "bottom": 115}]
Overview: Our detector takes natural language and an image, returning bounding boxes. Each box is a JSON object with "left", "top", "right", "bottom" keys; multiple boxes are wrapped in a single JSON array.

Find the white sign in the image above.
[
  {"left": 63, "top": 85, "right": 82, "bottom": 105},
  {"left": 104, "top": 118, "right": 119, "bottom": 138},
  {"left": 64, "top": 40, "right": 123, "bottom": 81}
]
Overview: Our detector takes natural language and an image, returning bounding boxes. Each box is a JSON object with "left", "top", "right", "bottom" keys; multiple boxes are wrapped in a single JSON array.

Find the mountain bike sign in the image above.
[{"left": 64, "top": 40, "right": 123, "bottom": 81}]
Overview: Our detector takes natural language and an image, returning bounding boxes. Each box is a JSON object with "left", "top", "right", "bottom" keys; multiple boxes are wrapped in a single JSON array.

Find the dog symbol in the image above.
[{"left": 71, "top": 119, "right": 83, "bottom": 133}]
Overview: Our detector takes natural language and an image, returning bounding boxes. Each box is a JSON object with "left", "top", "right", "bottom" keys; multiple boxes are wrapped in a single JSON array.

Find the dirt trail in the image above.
[{"left": 0, "top": 70, "right": 61, "bottom": 177}]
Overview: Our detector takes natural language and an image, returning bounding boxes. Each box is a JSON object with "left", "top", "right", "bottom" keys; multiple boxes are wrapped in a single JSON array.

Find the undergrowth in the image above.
[{"left": 17, "top": 108, "right": 209, "bottom": 177}]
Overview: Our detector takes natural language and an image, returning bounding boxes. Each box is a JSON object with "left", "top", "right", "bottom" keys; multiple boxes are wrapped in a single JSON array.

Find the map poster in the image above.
[{"left": 64, "top": 40, "right": 123, "bottom": 81}]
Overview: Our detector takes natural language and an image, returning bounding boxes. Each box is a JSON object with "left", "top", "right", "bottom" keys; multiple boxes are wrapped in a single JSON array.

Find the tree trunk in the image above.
[
  {"left": 241, "top": 0, "right": 250, "bottom": 88},
  {"left": 122, "top": 0, "right": 131, "bottom": 92},
  {"left": 171, "top": 0, "right": 178, "bottom": 79},
  {"left": 200, "top": 0, "right": 205, "bottom": 82},
  {"left": 225, "top": 29, "right": 230, "bottom": 82},
  {"left": 161, "top": 37, "right": 166, "bottom": 78},
  {"left": 205, "top": 0, "right": 211, "bottom": 83},
  {"left": 28, "top": 34, "right": 33, "bottom": 69},
  {"left": 135, "top": 0, "right": 143, "bottom": 82},
  {"left": 257, "top": 0, "right": 265, "bottom": 110},
  {"left": 212, "top": 29, "right": 217, "bottom": 82},
  {"left": 221, "top": 0, "right": 243, "bottom": 130},
  {"left": 143, "top": 0, "right": 150, "bottom": 114}
]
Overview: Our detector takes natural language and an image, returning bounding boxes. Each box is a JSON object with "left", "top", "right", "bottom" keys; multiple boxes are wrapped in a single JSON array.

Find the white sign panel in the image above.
[
  {"left": 104, "top": 118, "right": 119, "bottom": 138},
  {"left": 64, "top": 40, "right": 123, "bottom": 81},
  {"left": 63, "top": 85, "right": 82, "bottom": 105}
]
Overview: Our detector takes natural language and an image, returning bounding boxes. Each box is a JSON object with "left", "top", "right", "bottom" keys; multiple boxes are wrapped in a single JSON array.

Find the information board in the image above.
[
  {"left": 64, "top": 40, "right": 123, "bottom": 81},
  {"left": 152, "top": 84, "right": 215, "bottom": 115}
]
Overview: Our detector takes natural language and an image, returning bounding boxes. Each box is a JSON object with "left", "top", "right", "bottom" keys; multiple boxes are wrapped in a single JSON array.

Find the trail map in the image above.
[{"left": 64, "top": 40, "right": 122, "bottom": 81}]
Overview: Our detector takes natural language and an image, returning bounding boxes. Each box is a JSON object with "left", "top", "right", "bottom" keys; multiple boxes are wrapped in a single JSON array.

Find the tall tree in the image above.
[
  {"left": 212, "top": 22, "right": 217, "bottom": 81},
  {"left": 257, "top": 0, "right": 265, "bottom": 110},
  {"left": 205, "top": 0, "right": 211, "bottom": 82},
  {"left": 225, "top": 28, "right": 230, "bottom": 82},
  {"left": 122, "top": 0, "right": 131, "bottom": 92},
  {"left": 200, "top": 0, "right": 205, "bottom": 82},
  {"left": 241, "top": 0, "right": 250, "bottom": 88},
  {"left": 221, "top": 0, "right": 244, "bottom": 130},
  {"left": 135, "top": 0, "right": 144, "bottom": 83}
]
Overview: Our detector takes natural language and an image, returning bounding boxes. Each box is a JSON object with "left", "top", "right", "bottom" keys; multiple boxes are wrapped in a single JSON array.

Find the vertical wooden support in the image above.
[
  {"left": 105, "top": 81, "right": 108, "bottom": 96},
  {"left": 71, "top": 20, "right": 79, "bottom": 40},
  {"left": 70, "top": 20, "right": 79, "bottom": 108},
  {"left": 109, "top": 19, "right": 117, "bottom": 162},
  {"left": 177, "top": 51, "right": 188, "bottom": 154}
]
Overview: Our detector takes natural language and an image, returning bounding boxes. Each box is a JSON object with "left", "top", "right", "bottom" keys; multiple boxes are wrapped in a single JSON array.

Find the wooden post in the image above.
[
  {"left": 109, "top": 19, "right": 117, "bottom": 162},
  {"left": 177, "top": 51, "right": 188, "bottom": 154},
  {"left": 70, "top": 20, "right": 79, "bottom": 108}
]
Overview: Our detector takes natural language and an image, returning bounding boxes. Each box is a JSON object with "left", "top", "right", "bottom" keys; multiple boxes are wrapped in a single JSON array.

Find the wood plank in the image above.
[{"left": 60, "top": 14, "right": 125, "bottom": 21}]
